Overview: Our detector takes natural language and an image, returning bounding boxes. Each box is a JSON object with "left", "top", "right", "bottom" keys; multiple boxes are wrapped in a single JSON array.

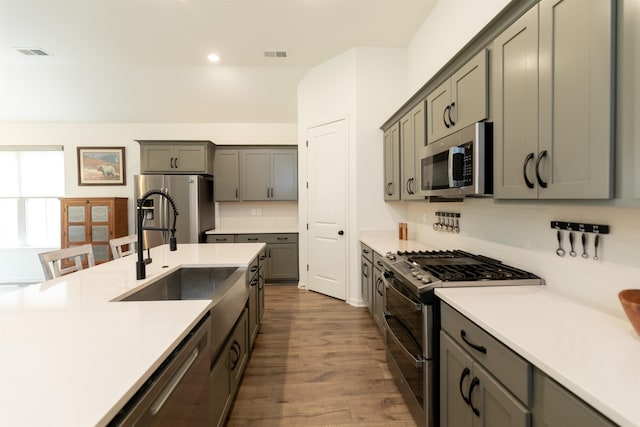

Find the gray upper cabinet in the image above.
[
  {"left": 383, "top": 122, "right": 401, "bottom": 200},
  {"left": 214, "top": 150, "right": 240, "bottom": 201},
  {"left": 241, "top": 149, "right": 297, "bottom": 201},
  {"left": 400, "top": 102, "right": 426, "bottom": 200},
  {"left": 492, "top": 5, "right": 540, "bottom": 199},
  {"left": 493, "top": 0, "right": 615, "bottom": 199},
  {"left": 138, "top": 140, "right": 215, "bottom": 175},
  {"left": 427, "top": 49, "right": 488, "bottom": 144}
]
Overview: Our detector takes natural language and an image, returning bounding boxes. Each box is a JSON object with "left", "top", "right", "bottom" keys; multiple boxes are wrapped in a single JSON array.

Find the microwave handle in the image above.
[{"left": 448, "top": 146, "right": 465, "bottom": 187}]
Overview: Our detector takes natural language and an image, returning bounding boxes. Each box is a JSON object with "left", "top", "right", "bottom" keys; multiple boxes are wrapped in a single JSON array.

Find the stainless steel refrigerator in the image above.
[{"left": 134, "top": 175, "right": 215, "bottom": 249}]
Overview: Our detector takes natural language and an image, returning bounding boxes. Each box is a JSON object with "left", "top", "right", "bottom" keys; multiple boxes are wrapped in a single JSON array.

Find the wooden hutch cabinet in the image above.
[{"left": 60, "top": 198, "right": 128, "bottom": 266}]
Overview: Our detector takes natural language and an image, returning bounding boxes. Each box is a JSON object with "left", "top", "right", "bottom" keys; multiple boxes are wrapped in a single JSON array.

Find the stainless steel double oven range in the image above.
[{"left": 379, "top": 250, "right": 543, "bottom": 427}]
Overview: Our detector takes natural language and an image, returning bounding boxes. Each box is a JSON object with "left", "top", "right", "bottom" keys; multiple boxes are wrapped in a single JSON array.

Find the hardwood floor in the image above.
[{"left": 226, "top": 284, "right": 417, "bottom": 427}]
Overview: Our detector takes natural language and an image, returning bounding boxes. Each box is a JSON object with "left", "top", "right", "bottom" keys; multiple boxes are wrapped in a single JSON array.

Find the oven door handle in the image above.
[
  {"left": 385, "top": 320, "right": 424, "bottom": 368},
  {"left": 384, "top": 279, "right": 422, "bottom": 312}
]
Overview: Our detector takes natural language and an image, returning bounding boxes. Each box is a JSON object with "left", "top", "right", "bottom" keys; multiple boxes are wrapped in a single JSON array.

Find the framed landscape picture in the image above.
[{"left": 77, "top": 147, "right": 126, "bottom": 185}]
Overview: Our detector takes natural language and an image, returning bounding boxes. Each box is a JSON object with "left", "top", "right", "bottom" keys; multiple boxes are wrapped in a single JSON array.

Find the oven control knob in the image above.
[
  {"left": 416, "top": 274, "right": 423, "bottom": 280},
  {"left": 421, "top": 277, "right": 431, "bottom": 284},
  {"left": 411, "top": 270, "right": 418, "bottom": 277}
]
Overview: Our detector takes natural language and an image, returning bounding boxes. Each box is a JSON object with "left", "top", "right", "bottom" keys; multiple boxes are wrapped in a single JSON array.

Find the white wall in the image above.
[
  {"left": 406, "top": 0, "right": 511, "bottom": 94},
  {"left": 297, "top": 47, "right": 408, "bottom": 305},
  {"left": 0, "top": 121, "right": 297, "bottom": 283}
]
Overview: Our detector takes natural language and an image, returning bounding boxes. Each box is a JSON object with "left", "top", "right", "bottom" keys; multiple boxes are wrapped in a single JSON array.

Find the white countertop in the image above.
[
  {"left": 206, "top": 227, "right": 299, "bottom": 235},
  {"left": 360, "top": 231, "right": 640, "bottom": 426},
  {"left": 436, "top": 287, "right": 640, "bottom": 427},
  {"left": 359, "top": 230, "right": 434, "bottom": 254},
  {"left": 0, "top": 243, "right": 264, "bottom": 427}
]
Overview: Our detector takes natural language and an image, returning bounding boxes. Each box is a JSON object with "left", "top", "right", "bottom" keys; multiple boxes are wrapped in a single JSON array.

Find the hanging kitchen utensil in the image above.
[
  {"left": 581, "top": 233, "right": 588, "bottom": 258},
  {"left": 556, "top": 230, "right": 565, "bottom": 257},
  {"left": 593, "top": 234, "right": 600, "bottom": 260},
  {"left": 569, "top": 231, "right": 576, "bottom": 257}
]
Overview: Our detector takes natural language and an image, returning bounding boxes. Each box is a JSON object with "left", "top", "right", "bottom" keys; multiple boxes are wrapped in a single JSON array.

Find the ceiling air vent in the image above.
[
  {"left": 16, "top": 48, "right": 50, "bottom": 56},
  {"left": 263, "top": 50, "right": 288, "bottom": 59}
]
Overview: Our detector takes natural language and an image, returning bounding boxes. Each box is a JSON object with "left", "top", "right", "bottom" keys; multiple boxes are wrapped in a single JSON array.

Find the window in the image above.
[{"left": 0, "top": 146, "right": 64, "bottom": 248}]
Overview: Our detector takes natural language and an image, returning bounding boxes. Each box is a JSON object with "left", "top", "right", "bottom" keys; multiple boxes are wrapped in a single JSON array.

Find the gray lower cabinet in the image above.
[
  {"left": 207, "top": 234, "right": 235, "bottom": 243},
  {"left": 360, "top": 243, "right": 373, "bottom": 312},
  {"left": 493, "top": 0, "right": 615, "bottom": 199},
  {"left": 235, "top": 233, "right": 298, "bottom": 281},
  {"left": 372, "top": 252, "right": 386, "bottom": 333},
  {"left": 531, "top": 369, "right": 614, "bottom": 427},
  {"left": 138, "top": 140, "right": 215, "bottom": 175},
  {"left": 208, "top": 234, "right": 299, "bottom": 281},
  {"left": 440, "top": 332, "right": 530, "bottom": 427},
  {"left": 441, "top": 302, "right": 615, "bottom": 427},
  {"left": 210, "top": 308, "right": 249, "bottom": 427}
]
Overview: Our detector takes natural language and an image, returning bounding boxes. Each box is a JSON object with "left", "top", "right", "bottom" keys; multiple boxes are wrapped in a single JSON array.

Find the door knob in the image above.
[{"left": 338, "top": 230, "right": 344, "bottom": 235}]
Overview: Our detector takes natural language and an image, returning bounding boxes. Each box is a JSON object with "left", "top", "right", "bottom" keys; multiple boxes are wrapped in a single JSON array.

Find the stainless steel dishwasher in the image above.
[{"left": 108, "top": 314, "right": 210, "bottom": 427}]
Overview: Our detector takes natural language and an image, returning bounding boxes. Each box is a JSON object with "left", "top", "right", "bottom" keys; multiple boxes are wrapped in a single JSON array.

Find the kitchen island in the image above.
[{"left": 0, "top": 243, "right": 264, "bottom": 427}]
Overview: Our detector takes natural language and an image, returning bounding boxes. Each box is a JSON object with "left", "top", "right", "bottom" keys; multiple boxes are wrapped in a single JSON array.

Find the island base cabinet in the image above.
[{"left": 209, "top": 308, "right": 249, "bottom": 427}]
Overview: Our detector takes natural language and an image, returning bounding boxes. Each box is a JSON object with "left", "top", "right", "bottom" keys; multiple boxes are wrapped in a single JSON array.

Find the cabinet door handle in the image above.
[
  {"left": 276, "top": 237, "right": 288, "bottom": 241},
  {"left": 230, "top": 341, "right": 240, "bottom": 371},
  {"left": 460, "top": 330, "right": 487, "bottom": 354},
  {"left": 535, "top": 150, "right": 548, "bottom": 188},
  {"left": 523, "top": 152, "right": 535, "bottom": 189},
  {"left": 362, "top": 263, "right": 369, "bottom": 278},
  {"left": 448, "top": 102, "right": 456, "bottom": 126},
  {"left": 174, "top": 157, "right": 178, "bottom": 169},
  {"left": 459, "top": 367, "right": 471, "bottom": 405},
  {"left": 443, "top": 105, "right": 451, "bottom": 128},
  {"left": 247, "top": 238, "right": 259, "bottom": 241},
  {"left": 235, "top": 188, "right": 238, "bottom": 199},
  {"left": 469, "top": 377, "right": 480, "bottom": 417}
]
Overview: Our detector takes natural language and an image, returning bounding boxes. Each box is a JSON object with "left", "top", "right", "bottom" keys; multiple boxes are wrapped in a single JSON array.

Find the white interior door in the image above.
[{"left": 306, "top": 120, "right": 347, "bottom": 300}]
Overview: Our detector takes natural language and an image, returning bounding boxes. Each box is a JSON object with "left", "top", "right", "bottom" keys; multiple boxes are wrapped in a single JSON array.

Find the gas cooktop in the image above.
[{"left": 382, "top": 250, "right": 544, "bottom": 296}]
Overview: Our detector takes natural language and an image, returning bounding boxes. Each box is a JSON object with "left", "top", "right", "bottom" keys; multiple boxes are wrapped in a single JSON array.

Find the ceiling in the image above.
[{"left": 0, "top": 0, "right": 437, "bottom": 123}]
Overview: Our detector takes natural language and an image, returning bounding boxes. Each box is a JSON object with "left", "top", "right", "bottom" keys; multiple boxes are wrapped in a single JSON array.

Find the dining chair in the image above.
[
  {"left": 38, "top": 244, "right": 96, "bottom": 281},
  {"left": 109, "top": 234, "right": 138, "bottom": 259}
]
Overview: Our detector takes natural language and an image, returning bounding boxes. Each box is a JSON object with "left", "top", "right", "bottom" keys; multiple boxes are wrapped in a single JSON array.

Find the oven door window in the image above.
[{"left": 385, "top": 284, "right": 424, "bottom": 350}]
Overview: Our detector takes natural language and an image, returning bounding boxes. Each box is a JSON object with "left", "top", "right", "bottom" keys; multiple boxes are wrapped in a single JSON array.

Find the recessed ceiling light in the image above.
[{"left": 207, "top": 53, "right": 220, "bottom": 63}]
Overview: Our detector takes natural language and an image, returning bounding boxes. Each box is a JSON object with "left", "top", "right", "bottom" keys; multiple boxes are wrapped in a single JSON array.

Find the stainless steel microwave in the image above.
[{"left": 419, "top": 122, "right": 492, "bottom": 198}]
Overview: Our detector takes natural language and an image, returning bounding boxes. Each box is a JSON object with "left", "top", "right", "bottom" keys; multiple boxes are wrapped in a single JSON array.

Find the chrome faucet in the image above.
[{"left": 136, "top": 189, "right": 179, "bottom": 280}]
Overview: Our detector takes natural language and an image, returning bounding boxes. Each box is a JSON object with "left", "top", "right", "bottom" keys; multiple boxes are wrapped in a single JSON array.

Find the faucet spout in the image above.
[{"left": 136, "top": 189, "right": 179, "bottom": 280}]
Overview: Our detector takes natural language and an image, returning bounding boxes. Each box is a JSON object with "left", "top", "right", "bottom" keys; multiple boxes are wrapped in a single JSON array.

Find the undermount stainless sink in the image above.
[{"left": 118, "top": 267, "right": 243, "bottom": 301}]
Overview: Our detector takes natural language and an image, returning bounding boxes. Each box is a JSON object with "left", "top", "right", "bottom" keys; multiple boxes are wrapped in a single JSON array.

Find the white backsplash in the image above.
[
  {"left": 407, "top": 199, "right": 640, "bottom": 319},
  {"left": 216, "top": 201, "right": 298, "bottom": 230}
]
